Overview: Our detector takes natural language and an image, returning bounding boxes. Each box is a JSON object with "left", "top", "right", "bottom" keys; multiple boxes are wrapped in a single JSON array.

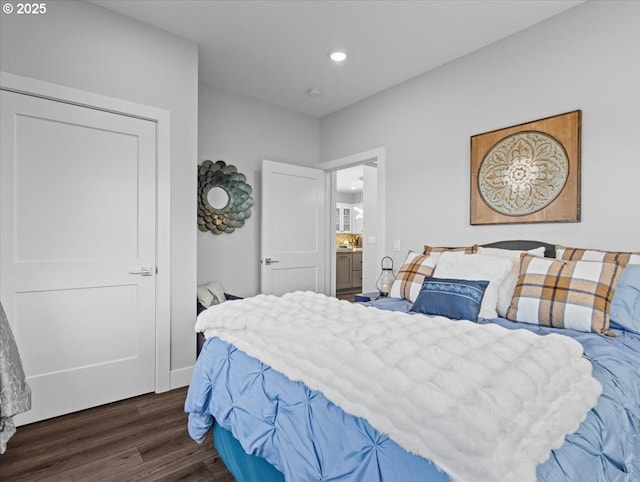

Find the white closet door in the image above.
[{"left": 1, "top": 90, "right": 157, "bottom": 425}]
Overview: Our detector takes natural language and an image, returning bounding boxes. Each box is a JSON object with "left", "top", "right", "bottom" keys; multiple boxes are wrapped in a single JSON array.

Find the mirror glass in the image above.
[{"left": 207, "top": 186, "right": 230, "bottom": 210}]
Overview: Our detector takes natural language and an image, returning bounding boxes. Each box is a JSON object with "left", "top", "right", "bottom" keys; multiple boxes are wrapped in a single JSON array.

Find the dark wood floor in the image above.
[
  {"left": 335, "top": 289, "right": 359, "bottom": 301},
  {"left": 0, "top": 387, "right": 235, "bottom": 481}
]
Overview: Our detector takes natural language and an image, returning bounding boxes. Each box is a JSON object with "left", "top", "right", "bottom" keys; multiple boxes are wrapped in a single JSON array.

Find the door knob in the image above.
[
  {"left": 263, "top": 258, "right": 280, "bottom": 265},
  {"left": 129, "top": 266, "right": 154, "bottom": 276}
]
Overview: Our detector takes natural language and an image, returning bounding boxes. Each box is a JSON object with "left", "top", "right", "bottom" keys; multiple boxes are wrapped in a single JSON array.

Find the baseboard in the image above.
[{"left": 169, "top": 365, "right": 194, "bottom": 389}]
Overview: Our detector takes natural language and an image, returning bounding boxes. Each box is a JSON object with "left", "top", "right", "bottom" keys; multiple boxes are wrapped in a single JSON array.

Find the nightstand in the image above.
[{"left": 353, "top": 291, "right": 380, "bottom": 303}]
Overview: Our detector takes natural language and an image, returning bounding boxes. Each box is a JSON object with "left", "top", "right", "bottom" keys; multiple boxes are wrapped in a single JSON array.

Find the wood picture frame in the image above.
[{"left": 470, "top": 110, "right": 581, "bottom": 225}]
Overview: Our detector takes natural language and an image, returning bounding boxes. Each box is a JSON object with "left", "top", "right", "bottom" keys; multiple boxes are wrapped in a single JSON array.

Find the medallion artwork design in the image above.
[
  {"left": 197, "top": 160, "right": 254, "bottom": 234},
  {"left": 478, "top": 131, "right": 569, "bottom": 216}
]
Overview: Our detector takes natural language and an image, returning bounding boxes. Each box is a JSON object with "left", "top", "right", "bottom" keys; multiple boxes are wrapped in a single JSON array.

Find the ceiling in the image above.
[
  {"left": 336, "top": 165, "right": 364, "bottom": 194},
  {"left": 90, "top": 0, "right": 584, "bottom": 118}
]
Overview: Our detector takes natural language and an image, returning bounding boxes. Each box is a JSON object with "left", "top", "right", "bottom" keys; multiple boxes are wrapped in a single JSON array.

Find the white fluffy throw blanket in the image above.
[{"left": 196, "top": 291, "right": 602, "bottom": 482}]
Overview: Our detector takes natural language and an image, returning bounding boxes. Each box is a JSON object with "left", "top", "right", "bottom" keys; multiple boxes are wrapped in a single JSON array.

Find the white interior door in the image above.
[
  {"left": 0, "top": 90, "right": 157, "bottom": 425},
  {"left": 261, "top": 160, "right": 326, "bottom": 295}
]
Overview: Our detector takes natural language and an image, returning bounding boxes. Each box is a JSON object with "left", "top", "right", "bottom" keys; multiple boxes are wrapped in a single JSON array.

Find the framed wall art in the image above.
[{"left": 470, "top": 110, "right": 581, "bottom": 225}]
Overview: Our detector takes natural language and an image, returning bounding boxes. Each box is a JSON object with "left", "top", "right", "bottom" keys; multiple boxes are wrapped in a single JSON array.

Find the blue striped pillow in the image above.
[{"left": 410, "top": 277, "right": 489, "bottom": 321}]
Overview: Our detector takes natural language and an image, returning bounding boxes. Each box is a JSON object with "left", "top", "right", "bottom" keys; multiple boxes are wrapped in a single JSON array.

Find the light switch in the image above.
[
  {"left": 368, "top": 236, "right": 376, "bottom": 244},
  {"left": 393, "top": 239, "right": 401, "bottom": 251}
]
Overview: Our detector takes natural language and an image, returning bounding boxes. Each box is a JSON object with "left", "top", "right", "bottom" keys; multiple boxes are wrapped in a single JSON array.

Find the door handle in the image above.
[
  {"left": 263, "top": 258, "right": 280, "bottom": 265},
  {"left": 129, "top": 266, "right": 154, "bottom": 276}
]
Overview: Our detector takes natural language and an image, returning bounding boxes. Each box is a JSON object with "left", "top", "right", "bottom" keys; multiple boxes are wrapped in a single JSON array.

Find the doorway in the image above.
[
  {"left": 334, "top": 164, "right": 376, "bottom": 300},
  {"left": 320, "top": 147, "right": 386, "bottom": 298}
]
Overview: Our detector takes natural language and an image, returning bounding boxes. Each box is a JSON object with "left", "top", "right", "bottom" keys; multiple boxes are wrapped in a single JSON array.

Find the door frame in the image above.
[
  {"left": 0, "top": 71, "right": 172, "bottom": 392},
  {"left": 319, "top": 147, "right": 386, "bottom": 296}
]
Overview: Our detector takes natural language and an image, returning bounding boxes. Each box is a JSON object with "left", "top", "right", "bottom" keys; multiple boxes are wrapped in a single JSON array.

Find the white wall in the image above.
[
  {"left": 198, "top": 82, "right": 320, "bottom": 297},
  {"left": 320, "top": 0, "right": 640, "bottom": 268},
  {"left": 337, "top": 193, "right": 360, "bottom": 204},
  {"left": 0, "top": 0, "right": 199, "bottom": 380}
]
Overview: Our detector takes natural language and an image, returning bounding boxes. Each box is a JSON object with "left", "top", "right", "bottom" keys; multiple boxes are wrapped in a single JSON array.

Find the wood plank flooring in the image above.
[
  {"left": 0, "top": 387, "right": 235, "bottom": 481},
  {"left": 335, "top": 290, "right": 359, "bottom": 301}
]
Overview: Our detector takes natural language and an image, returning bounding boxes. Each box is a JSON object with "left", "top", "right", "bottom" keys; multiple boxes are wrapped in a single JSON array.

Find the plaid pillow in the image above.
[
  {"left": 390, "top": 251, "right": 438, "bottom": 302},
  {"left": 423, "top": 245, "right": 477, "bottom": 256},
  {"left": 556, "top": 245, "right": 640, "bottom": 267},
  {"left": 507, "top": 254, "right": 623, "bottom": 333}
]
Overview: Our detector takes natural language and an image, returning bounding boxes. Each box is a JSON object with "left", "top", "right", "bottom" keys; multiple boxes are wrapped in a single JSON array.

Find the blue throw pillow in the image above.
[
  {"left": 609, "top": 265, "right": 640, "bottom": 334},
  {"left": 410, "top": 277, "right": 489, "bottom": 321}
]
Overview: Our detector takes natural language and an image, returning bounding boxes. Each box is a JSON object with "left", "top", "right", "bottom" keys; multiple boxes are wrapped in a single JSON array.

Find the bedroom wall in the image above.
[
  {"left": 0, "top": 1, "right": 199, "bottom": 381},
  {"left": 198, "top": 82, "right": 320, "bottom": 297},
  {"left": 320, "top": 0, "right": 640, "bottom": 268}
]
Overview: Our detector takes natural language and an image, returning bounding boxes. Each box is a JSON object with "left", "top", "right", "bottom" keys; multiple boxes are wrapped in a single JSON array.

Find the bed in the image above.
[{"left": 185, "top": 241, "right": 640, "bottom": 482}]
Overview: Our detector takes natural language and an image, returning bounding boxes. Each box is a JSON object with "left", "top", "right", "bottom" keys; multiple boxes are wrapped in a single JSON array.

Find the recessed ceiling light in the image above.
[
  {"left": 329, "top": 51, "right": 347, "bottom": 62},
  {"left": 306, "top": 88, "right": 321, "bottom": 98}
]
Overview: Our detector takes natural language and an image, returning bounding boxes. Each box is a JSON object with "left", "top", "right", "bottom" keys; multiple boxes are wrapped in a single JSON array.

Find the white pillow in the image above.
[
  {"left": 197, "top": 281, "right": 227, "bottom": 308},
  {"left": 476, "top": 246, "right": 545, "bottom": 259},
  {"left": 476, "top": 247, "right": 545, "bottom": 317},
  {"left": 433, "top": 252, "right": 514, "bottom": 319}
]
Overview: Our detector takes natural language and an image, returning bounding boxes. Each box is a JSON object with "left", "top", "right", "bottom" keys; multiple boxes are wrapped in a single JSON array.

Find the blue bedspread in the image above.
[
  {"left": 482, "top": 319, "right": 640, "bottom": 482},
  {"left": 185, "top": 299, "right": 640, "bottom": 481}
]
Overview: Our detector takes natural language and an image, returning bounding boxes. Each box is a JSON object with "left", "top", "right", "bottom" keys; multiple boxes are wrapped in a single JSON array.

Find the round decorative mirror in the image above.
[
  {"left": 197, "top": 160, "right": 254, "bottom": 235},
  {"left": 206, "top": 186, "right": 230, "bottom": 210}
]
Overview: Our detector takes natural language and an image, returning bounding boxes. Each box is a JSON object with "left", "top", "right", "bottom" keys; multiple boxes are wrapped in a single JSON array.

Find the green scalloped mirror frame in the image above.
[{"left": 197, "top": 160, "right": 254, "bottom": 235}]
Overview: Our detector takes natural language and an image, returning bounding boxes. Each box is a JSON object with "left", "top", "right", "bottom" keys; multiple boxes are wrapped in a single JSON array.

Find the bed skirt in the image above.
[{"left": 213, "top": 422, "right": 284, "bottom": 482}]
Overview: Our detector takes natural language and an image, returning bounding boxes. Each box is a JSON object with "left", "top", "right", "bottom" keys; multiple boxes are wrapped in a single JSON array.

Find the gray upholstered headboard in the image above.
[{"left": 480, "top": 240, "right": 555, "bottom": 258}]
